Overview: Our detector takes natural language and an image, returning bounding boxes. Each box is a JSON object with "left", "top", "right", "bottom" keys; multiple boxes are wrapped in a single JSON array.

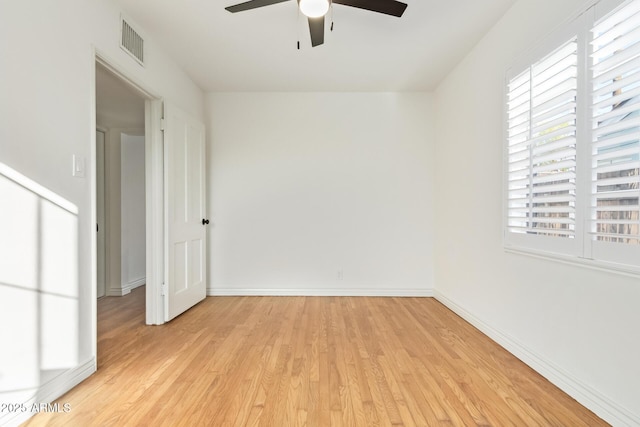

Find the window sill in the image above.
[{"left": 504, "top": 246, "right": 640, "bottom": 279}]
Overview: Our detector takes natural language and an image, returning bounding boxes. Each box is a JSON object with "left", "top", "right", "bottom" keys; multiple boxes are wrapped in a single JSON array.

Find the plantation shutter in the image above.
[
  {"left": 507, "top": 38, "right": 579, "bottom": 239},
  {"left": 590, "top": 0, "right": 640, "bottom": 246}
]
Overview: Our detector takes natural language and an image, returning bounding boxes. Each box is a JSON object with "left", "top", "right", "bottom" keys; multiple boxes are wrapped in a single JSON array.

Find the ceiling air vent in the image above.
[{"left": 120, "top": 16, "right": 144, "bottom": 66}]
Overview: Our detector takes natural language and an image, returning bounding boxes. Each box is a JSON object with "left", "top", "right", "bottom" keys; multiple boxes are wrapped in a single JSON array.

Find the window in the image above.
[{"left": 505, "top": 0, "right": 640, "bottom": 273}]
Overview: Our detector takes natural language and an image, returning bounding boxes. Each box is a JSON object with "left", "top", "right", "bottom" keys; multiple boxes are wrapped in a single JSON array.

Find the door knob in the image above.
[{"left": 202, "top": 218, "right": 210, "bottom": 225}]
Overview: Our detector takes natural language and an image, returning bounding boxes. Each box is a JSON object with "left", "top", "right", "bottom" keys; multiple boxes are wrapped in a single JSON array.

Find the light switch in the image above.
[{"left": 73, "top": 155, "right": 85, "bottom": 178}]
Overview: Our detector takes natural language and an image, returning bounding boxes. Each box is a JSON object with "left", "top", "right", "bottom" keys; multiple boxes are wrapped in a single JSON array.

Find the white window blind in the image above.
[
  {"left": 507, "top": 38, "right": 579, "bottom": 238},
  {"left": 591, "top": 0, "right": 640, "bottom": 247}
]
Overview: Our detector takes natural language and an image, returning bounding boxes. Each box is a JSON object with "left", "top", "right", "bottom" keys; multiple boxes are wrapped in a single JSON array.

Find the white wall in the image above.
[
  {"left": 0, "top": 0, "right": 203, "bottom": 424},
  {"left": 120, "top": 133, "right": 146, "bottom": 293},
  {"left": 207, "top": 92, "right": 435, "bottom": 295},
  {"left": 100, "top": 129, "right": 145, "bottom": 297},
  {"left": 434, "top": 0, "right": 640, "bottom": 425},
  {"left": 105, "top": 129, "right": 122, "bottom": 297}
]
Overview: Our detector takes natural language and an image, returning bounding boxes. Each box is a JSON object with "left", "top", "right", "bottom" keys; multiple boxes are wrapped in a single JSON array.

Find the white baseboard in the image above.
[
  {"left": 434, "top": 290, "right": 640, "bottom": 427},
  {"left": 123, "top": 277, "right": 145, "bottom": 294},
  {"left": 207, "top": 287, "right": 434, "bottom": 297},
  {"left": 106, "top": 277, "right": 145, "bottom": 296},
  {"left": 106, "top": 287, "right": 125, "bottom": 297},
  {"left": 0, "top": 358, "right": 96, "bottom": 427}
]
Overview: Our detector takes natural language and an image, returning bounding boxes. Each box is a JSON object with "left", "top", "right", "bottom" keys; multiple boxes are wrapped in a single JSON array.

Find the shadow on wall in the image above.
[{"left": 0, "top": 162, "right": 79, "bottom": 423}]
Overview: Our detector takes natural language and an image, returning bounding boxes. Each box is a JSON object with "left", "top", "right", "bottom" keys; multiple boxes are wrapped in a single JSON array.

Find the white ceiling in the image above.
[
  {"left": 96, "top": 63, "right": 146, "bottom": 129},
  {"left": 114, "top": 0, "right": 516, "bottom": 92}
]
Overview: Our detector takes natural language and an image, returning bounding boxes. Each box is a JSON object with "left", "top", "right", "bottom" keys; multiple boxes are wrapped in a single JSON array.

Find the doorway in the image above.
[
  {"left": 92, "top": 54, "right": 166, "bottom": 332},
  {"left": 95, "top": 62, "right": 146, "bottom": 303}
]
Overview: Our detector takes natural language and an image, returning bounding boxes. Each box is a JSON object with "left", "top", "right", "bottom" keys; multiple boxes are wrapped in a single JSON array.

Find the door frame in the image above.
[
  {"left": 96, "top": 127, "right": 107, "bottom": 299},
  {"left": 144, "top": 98, "right": 165, "bottom": 325},
  {"left": 90, "top": 49, "right": 166, "bottom": 343}
]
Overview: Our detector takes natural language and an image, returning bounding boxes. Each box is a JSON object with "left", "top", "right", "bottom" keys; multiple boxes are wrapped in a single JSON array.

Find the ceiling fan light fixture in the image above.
[{"left": 299, "top": 0, "right": 330, "bottom": 18}]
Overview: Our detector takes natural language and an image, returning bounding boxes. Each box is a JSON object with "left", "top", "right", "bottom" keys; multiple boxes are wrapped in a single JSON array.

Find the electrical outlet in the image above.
[{"left": 337, "top": 269, "right": 344, "bottom": 280}]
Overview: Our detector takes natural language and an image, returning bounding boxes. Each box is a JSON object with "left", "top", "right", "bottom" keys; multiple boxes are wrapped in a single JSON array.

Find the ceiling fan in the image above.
[{"left": 225, "top": 0, "right": 408, "bottom": 47}]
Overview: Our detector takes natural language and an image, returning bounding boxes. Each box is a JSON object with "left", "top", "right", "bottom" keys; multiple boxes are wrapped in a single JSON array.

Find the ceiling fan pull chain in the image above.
[
  {"left": 331, "top": 1, "right": 334, "bottom": 31},
  {"left": 297, "top": 2, "right": 301, "bottom": 50}
]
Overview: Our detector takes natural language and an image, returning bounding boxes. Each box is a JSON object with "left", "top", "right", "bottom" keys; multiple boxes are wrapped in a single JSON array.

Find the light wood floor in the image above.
[{"left": 24, "top": 287, "right": 607, "bottom": 426}]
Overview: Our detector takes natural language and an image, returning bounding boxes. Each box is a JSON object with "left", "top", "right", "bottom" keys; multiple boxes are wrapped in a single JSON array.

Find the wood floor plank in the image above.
[{"left": 23, "top": 288, "right": 609, "bottom": 427}]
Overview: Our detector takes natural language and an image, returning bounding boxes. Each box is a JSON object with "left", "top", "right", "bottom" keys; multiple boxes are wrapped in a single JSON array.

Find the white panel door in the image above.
[{"left": 164, "top": 103, "right": 207, "bottom": 321}]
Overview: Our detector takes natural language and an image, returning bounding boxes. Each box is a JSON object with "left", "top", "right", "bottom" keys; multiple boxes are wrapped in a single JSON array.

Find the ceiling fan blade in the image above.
[
  {"left": 332, "top": 0, "right": 407, "bottom": 17},
  {"left": 308, "top": 17, "right": 325, "bottom": 47},
  {"left": 225, "top": 0, "right": 290, "bottom": 13}
]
